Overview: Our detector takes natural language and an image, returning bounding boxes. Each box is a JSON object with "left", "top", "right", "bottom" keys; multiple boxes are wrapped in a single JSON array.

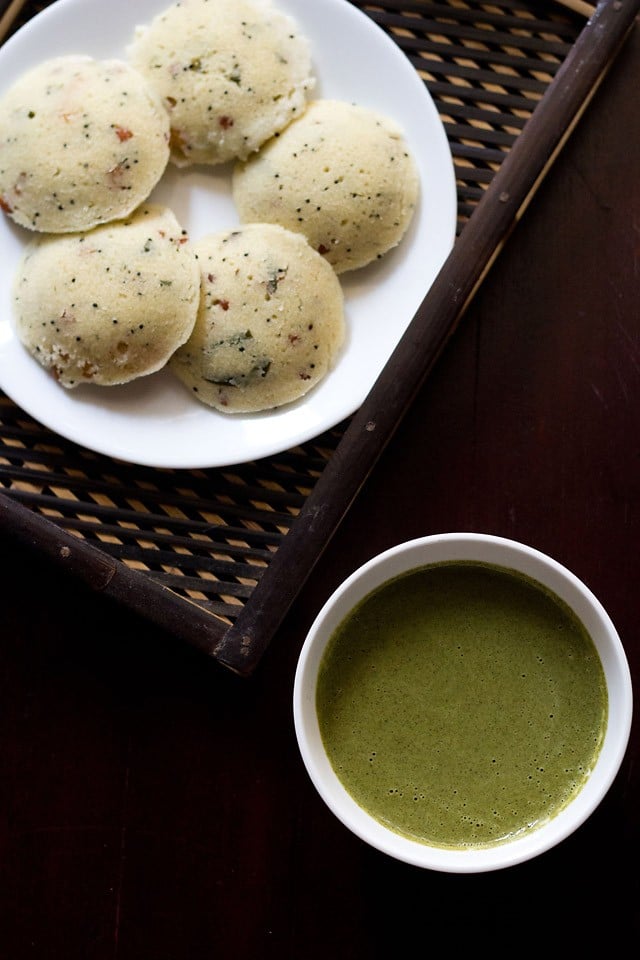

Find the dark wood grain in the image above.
[{"left": 1, "top": 10, "right": 639, "bottom": 960}]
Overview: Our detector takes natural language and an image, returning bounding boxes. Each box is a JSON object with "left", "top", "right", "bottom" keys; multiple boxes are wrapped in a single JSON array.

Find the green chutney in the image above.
[{"left": 316, "top": 561, "right": 608, "bottom": 849}]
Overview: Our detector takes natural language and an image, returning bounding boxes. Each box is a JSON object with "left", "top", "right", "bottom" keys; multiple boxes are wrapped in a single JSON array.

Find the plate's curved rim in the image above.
[{"left": 0, "top": 0, "right": 458, "bottom": 470}]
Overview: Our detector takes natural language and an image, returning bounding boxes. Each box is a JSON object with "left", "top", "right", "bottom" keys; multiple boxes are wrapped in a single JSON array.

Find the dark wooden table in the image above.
[{"left": 1, "top": 16, "right": 639, "bottom": 960}]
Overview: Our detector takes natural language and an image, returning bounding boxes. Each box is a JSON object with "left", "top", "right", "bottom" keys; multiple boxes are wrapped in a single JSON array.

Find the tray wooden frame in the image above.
[{"left": 1, "top": 0, "right": 638, "bottom": 674}]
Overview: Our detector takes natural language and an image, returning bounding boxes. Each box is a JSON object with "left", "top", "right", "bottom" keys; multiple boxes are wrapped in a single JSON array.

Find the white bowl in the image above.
[{"left": 293, "top": 533, "right": 633, "bottom": 873}]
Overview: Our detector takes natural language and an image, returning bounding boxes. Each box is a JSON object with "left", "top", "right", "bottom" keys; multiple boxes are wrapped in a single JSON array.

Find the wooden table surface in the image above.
[{"left": 1, "top": 15, "right": 639, "bottom": 960}]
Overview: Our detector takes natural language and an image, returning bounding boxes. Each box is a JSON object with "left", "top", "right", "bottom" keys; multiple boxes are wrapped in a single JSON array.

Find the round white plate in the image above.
[{"left": 0, "top": 0, "right": 457, "bottom": 469}]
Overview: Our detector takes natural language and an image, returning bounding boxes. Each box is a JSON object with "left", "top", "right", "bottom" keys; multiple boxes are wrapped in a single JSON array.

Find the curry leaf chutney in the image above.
[{"left": 315, "top": 561, "right": 608, "bottom": 849}]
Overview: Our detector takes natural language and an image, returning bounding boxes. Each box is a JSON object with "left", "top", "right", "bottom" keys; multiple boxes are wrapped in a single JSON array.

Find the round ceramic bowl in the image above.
[{"left": 293, "top": 532, "right": 633, "bottom": 873}]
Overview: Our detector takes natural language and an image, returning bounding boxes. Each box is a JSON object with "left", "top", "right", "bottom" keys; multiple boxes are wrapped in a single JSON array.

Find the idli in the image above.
[
  {"left": 170, "top": 223, "right": 344, "bottom": 412},
  {"left": 232, "top": 99, "right": 420, "bottom": 273},
  {"left": 13, "top": 204, "right": 199, "bottom": 388},
  {"left": 128, "top": 0, "right": 314, "bottom": 167},
  {"left": 0, "top": 55, "right": 170, "bottom": 233}
]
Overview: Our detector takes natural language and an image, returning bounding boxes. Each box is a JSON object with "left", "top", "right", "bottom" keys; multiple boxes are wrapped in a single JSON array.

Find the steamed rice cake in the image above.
[
  {"left": 13, "top": 204, "right": 199, "bottom": 388},
  {"left": 232, "top": 99, "right": 420, "bottom": 273},
  {"left": 169, "top": 223, "right": 344, "bottom": 412},
  {"left": 128, "top": 0, "right": 314, "bottom": 167},
  {"left": 0, "top": 55, "right": 170, "bottom": 233}
]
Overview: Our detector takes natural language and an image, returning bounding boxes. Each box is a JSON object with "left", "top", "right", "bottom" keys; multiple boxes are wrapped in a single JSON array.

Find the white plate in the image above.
[{"left": 0, "top": 0, "right": 457, "bottom": 469}]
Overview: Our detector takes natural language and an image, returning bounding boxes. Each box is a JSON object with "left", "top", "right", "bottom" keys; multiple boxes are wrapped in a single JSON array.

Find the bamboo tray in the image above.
[{"left": 1, "top": 0, "right": 638, "bottom": 675}]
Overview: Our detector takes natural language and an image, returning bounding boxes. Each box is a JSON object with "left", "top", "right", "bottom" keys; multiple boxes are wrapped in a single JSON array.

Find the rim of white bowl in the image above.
[{"left": 293, "top": 532, "right": 633, "bottom": 873}]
